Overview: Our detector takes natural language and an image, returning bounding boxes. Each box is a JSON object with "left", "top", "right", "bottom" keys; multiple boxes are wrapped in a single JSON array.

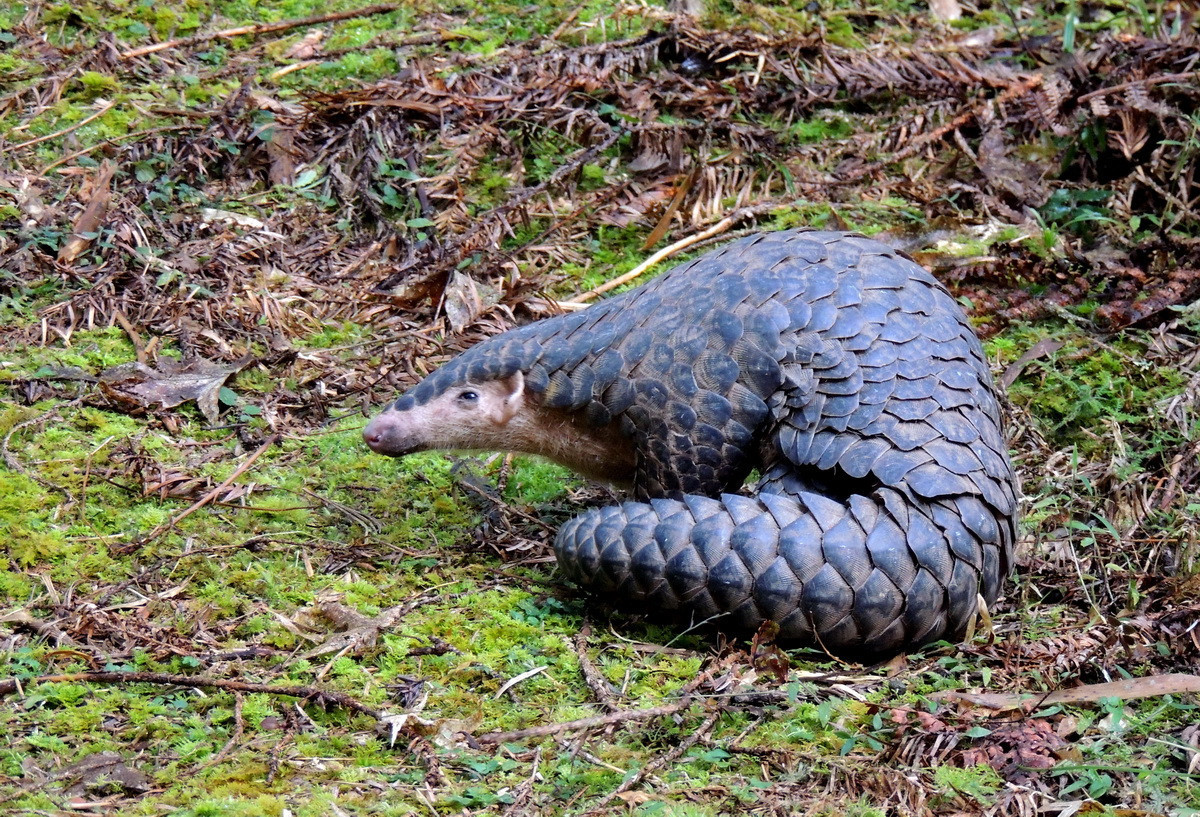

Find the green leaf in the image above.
[{"left": 695, "top": 747, "right": 731, "bottom": 763}]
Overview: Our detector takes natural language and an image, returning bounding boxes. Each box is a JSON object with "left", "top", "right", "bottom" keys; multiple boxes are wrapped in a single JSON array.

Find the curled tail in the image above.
[{"left": 554, "top": 471, "right": 1007, "bottom": 654}]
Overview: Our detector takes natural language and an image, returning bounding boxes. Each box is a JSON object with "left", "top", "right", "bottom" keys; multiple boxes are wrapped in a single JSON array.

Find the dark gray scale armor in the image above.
[{"left": 390, "top": 230, "right": 1019, "bottom": 654}]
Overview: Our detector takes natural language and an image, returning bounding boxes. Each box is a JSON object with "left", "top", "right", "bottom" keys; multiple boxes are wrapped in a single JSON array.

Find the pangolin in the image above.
[{"left": 364, "top": 230, "right": 1019, "bottom": 654}]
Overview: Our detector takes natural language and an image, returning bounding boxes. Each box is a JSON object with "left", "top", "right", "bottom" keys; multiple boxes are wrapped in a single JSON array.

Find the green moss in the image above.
[
  {"left": 73, "top": 70, "right": 121, "bottom": 100},
  {"left": 503, "top": 458, "right": 576, "bottom": 505},
  {"left": 20, "top": 326, "right": 140, "bottom": 371},
  {"left": 292, "top": 320, "right": 377, "bottom": 351},
  {"left": 995, "top": 324, "right": 1190, "bottom": 460},
  {"left": 0, "top": 472, "right": 71, "bottom": 566},
  {"left": 932, "top": 764, "right": 1002, "bottom": 804},
  {"left": 787, "top": 114, "right": 855, "bottom": 144}
]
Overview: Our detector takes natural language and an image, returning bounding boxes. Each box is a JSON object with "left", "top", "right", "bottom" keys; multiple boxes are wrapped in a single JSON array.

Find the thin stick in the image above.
[
  {"left": 549, "top": 4, "right": 586, "bottom": 40},
  {"left": 127, "top": 433, "right": 281, "bottom": 550},
  {"left": 584, "top": 709, "right": 723, "bottom": 814},
  {"left": 11, "top": 102, "right": 115, "bottom": 151},
  {"left": 203, "top": 692, "right": 246, "bottom": 768},
  {"left": 573, "top": 217, "right": 736, "bottom": 303},
  {"left": 475, "top": 699, "right": 698, "bottom": 745},
  {"left": 574, "top": 620, "right": 620, "bottom": 710},
  {"left": 119, "top": 4, "right": 402, "bottom": 60},
  {"left": 1077, "top": 71, "right": 1200, "bottom": 103},
  {"left": 0, "top": 671, "right": 381, "bottom": 719},
  {"left": 641, "top": 166, "right": 698, "bottom": 251},
  {"left": 41, "top": 124, "right": 203, "bottom": 175}
]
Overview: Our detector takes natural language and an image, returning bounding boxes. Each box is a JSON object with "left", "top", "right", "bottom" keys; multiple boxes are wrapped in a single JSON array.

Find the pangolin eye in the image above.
[{"left": 458, "top": 390, "right": 479, "bottom": 403}]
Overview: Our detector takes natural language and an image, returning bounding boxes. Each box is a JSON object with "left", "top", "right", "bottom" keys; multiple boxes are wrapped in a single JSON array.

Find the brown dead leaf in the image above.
[
  {"left": 97, "top": 356, "right": 252, "bottom": 425},
  {"left": 628, "top": 128, "right": 685, "bottom": 174},
  {"left": 268, "top": 608, "right": 319, "bottom": 641},
  {"left": 283, "top": 28, "right": 325, "bottom": 59},
  {"left": 57, "top": 751, "right": 151, "bottom": 797},
  {"left": 616, "top": 791, "right": 654, "bottom": 807},
  {"left": 1114, "top": 109, "right": 1151, "bottom": 160},
  {"left": 1001, "top": 338, "right": 1065, "bottom": 388},
  {"left": 57, "top": 161, "right": 116, "bottom": 264},
  {"left": 262, "top": 123, "right": 298, "bottom": 186},
  {"left": 442, "top": 270, "right": 502, "bottom": 333},
  {"left": 750, "top": 620, "right": 790, "bottom": 683},
  {"left": 882, "top": 652, "right": 909, "bottom": 676},
  {"left": 300, "top": 600, "right": 405, "bottom": 659},
  {"left": 597, "top": 185, "right": 676, "bottom": 228},
  {"left": 642, "top": 168, "right": 698, "bottom": 249},
  {"left": 245, "top": 94, "right": 304, "bottom": 186},
  {"left": 960, "top": 719, "right": 1068, "bottom": 784},
  {"left": 929, "top": 0, "right": 962, "bottom": 21},
  {"left": 1181, "top": 722, "right": 1200, "bottom": 774},
  {"left": 977, "top": 125, "right": 1050, "bottom": 207},
  {"left": 391, "top": 713, "right": 480, "bottom": 749}
]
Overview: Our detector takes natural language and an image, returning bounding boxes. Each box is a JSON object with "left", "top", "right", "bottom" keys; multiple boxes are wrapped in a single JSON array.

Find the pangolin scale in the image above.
[{"left": 365, "top": 230, "right": 1019, "bottom": 654}]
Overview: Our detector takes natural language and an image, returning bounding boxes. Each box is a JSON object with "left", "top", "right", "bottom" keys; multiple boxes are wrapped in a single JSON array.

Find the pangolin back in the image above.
[{"left": 380, "top": 230, "right": 1019, "bottom": 654}]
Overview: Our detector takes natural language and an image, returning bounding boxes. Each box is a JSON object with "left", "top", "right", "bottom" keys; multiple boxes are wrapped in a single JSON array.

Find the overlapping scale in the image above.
[{"left": 387, "top": 229, "right": 1018, "bottom": 654}]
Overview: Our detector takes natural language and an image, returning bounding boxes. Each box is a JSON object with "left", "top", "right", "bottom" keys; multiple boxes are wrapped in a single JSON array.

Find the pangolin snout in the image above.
[{"left": 363, "top": 410, "right": 418, "bottom": 456}]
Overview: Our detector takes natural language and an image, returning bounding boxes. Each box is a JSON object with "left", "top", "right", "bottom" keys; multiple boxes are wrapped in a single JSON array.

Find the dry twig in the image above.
[
  {"left": 574, "top": 620, "right": 620, "bottom": 710},
  {"left": 474, "top": 699, "right": 700, "bottom": 745},
  {"left": 10, "top": 102, "right": 115, "bottom": 151},
  {"left": 584, "top": 709, "right": 723, "bottom": 814},
  {"left": 125, "top": 434, "right": 281, "bottom": 551},
  {"left": 0, "top": 671, "right": 382, "bottom": 719},
  {"left": 573, "top": 217, "right": 739, "bottom": 303},
  {"left": 119, "top": 4, "right": 403, "bottom": 60}
]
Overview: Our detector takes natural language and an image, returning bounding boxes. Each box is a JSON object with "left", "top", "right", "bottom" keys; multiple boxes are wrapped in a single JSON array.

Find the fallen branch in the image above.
[
  {"left": 123, "top": 433, "right": 281, "bottom": 552},
  {"left": 119, "top": 4, "right": 402, "bottom": 60},
  {"left": 11, "top": 101, "right": 115, "bottom": 151},
  {"left": 574, "top": 620, "right": 620, "bottom": 710},
  {"left": 0, "top": 610, "right": 78, "bottom": 647},
  {"left": 202, "top": 692, "right": 246, "bottom": 770},
  {"left": 937, "top": 673, "right": 1200, "bottom": 710},
  {"left": 0, "top": 671, "right": 381, "bottom": 719}
]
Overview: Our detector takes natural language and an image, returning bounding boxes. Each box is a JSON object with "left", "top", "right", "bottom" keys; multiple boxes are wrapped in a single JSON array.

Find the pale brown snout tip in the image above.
[{"left": 363, "top": 412, "right": 415, "bottom": 456}]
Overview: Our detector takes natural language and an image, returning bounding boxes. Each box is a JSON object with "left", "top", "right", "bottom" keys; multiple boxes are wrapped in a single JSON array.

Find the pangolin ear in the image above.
[{"left": 488, "top": 371, "right": 525, "bottom": 424}]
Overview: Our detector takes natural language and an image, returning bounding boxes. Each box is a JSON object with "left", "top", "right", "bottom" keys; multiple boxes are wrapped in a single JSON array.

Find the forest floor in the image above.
[{"left": 2, "top": 0, "right": 1199, "bottom": 815}]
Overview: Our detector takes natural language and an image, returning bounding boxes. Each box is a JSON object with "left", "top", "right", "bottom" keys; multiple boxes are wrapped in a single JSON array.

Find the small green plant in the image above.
[
  {"left": 932, "top": 765, "right": 1002, "bottom": 805},
  {"left": 1039, "top": 188, "right": 1114, "bottom": 238},
  {"left": 74, "top": 70, "right": 121, "bottom": 100}
]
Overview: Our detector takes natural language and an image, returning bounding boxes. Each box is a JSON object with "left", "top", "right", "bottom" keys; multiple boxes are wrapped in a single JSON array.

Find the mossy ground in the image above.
[{"left": 3, "top": 0, "right": 1200, "bottom": 815}]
